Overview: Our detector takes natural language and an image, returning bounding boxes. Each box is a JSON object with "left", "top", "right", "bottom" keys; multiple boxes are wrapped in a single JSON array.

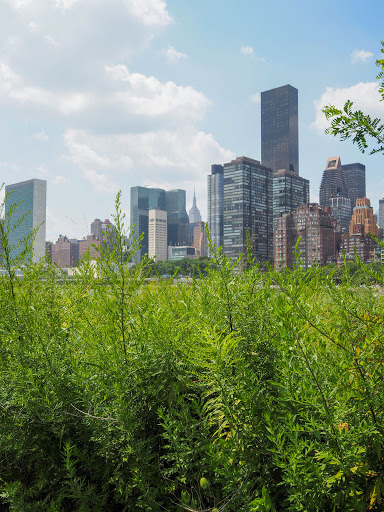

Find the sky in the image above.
[{"left": 0, "top": 0, "right": 383, "bottom": 241}]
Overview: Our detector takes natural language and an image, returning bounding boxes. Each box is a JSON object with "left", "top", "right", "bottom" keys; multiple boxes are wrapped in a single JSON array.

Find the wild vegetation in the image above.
[{"left": 1, "top": 190, "right": 384, "bottom": 511}]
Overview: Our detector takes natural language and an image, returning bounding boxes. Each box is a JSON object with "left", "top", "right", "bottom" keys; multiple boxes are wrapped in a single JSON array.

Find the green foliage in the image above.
[
  {"left": 322, "top": 41, "right": 384, "bottom": 155},
  {"left": 1, "top": 192, "right": 384, "bottom": 510}
]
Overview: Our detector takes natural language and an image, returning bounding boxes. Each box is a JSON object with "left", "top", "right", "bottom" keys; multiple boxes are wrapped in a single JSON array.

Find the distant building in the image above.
[
  {"left": 188, "top": 189, "right": 201, "bottom": 224},
  {"left": 148, "top": 209, "right": 168, "bottom": 262},
  {"left": 168, "top": 245, "right": 196, "bottom": 261},
  {"left": 379, "top": 198, "right": 384, "bottom": 230},
  {"left": 339, "top": 198, "right": 378, "bottom": 264},
  {"left": 331, "top": 196, "right": 352, "bottom": 233},
  {"left": 223, "top": 156, "right": 273, "bottom": 262},
  {"left": 272, "top": 169, "right": 309, "bottom": 230},
  {"left": 91, "top": 218, "right": 115, "bottom": 242},
  {"left": 193, "top": 221, "right": 208, "bottom": 258},
  {"left": 274, "top": 204, "right": 339, "bottom": 270},
  {"left": 207, "top": 164, "right": 224, "bottom": 253},
  {"left": 51, "top": 235, "right": 79, "bottom": 267},
  {"left": 130, "top": 187, "right": 166, "bottom": 262},
  {"left": 319, "top": 156, "right": 348, "bottom": 208},
  {"left": 79, "top": 235, "right": 100, "bottom": 260},
  {"left": 165, "top": 189, "right": 189, "bottom": 247},
  {"left": 261, "top": 84, "right": 299, "bottom": 174},
  {"left": 342, "top": 163, "right": 366, "bottom": 210},
  {"left": 4, "top": 178, "right": 47, "bottom": 262}
]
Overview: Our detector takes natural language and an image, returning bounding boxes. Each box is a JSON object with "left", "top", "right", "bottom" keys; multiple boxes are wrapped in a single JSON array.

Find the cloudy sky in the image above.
[{"left": 0, "top": 0, "right": 383, "bottom": 240}]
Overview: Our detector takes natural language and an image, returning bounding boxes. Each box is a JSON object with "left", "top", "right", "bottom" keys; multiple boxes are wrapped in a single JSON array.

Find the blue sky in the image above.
[{"left": 0, "top": 0, "right": 383, "bottom": 240}]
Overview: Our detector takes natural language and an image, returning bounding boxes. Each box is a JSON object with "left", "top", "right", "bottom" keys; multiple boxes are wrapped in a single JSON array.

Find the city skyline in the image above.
[{"left": 0, "top": 1, "right": 383, "bottom": 241}]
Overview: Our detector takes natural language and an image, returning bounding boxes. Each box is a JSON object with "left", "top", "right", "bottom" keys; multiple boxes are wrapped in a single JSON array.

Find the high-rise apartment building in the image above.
[
  {"left": 223, "top": 156, "right": 273, "bottom": 262},
  {"left": 148, "top": 209, "right": 168, "bottom": 262},
  {"left": 349, "top": 198, "right": 378, "bottom": 237},
  {"left": 51, "top": 235, "right": 79, "bottom": 267},
  {"left": 261, "top": 84, "right": 299, "bottom": 174},
  {"left": 165, "top": 189, "right": 189, "bottom": 246},
  {"left": 272, "top": 169, "right": 309, "bottom": 230},
  {"left": 130, "top": 187, "right": 166, "bottom": 262},
  {"left": 342, "top": 163, "right": 366, "bottom": 209},
  {"left": 274, "top": 204, "right": 339, "bottom": 270},
  {"left": 379, "top": 198, "right": 384, "bottom": 230},
  {"left": 4, "top": 178, "right": 47, "bottom": 262},
  {"left": 207, "top": 164, "right": 224, "bottom": 252},
  {"left": 319, "top": 156, "right": 349, "bottom": 208}
]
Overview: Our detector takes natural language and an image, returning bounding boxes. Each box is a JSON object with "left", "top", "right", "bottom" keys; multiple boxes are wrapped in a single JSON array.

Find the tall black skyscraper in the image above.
[
  {"left": 261, "top": 84, "right": 299, "bottom": 174},
  {"left": 223, "top": 156, "right": 273, "bottom": 262},
  {"left": 342, "top": 163, "right": 366, "bottom": 210},
  {"left": 319, "top": 156, "right": 348, "bottom": 208}
]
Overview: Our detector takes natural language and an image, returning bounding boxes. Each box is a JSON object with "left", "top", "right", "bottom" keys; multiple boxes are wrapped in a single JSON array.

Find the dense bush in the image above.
[{"left": 1, "top": 193, "right": 384, "bottom": 511}]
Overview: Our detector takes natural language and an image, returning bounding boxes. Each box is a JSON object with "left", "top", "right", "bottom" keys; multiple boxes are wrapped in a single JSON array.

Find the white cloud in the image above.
[
  {"left": 251, "top": 93, "right": 260, "bottom": 103},
  {"left": 33, "top": 130, "right": 49, "bottom": 141},
  {"left": 63, "top": 127, "right": 234, "bottom": 191},
  {"left": 351, "top": 49, "right": 374, "bottom": 64},
  {"left": 125, "top": 0, "right": 172, "bottom": 26},
  {"left": 53, "top": 175, "right": 68, "bottom": 185},
  {"left": 105, "top": 64, "right": 209, "bottom": 121},
  {"left": 0, "top": 62, "right": 92, "bottom": 115},
  {"left": 166, "top": 45, "right": 187, "bottom": 62},
  {"left": 241, "top": 45, "right": 254, "bottom": 56},
  {"left": 312, "top": 81, "right": 384, "bottom": 132},
  {"left": 36, "top": 164, "right": 49, "bottom": 177}
]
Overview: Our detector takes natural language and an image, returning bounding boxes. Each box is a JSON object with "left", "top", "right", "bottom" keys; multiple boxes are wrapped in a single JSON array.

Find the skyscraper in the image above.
[
  {"left": 165, "top": 189, "right": 189, "bottom": 246},
  {"left": 261, "top": 84, "right": 299, "bottom": 174},
  {"left": 130, "top": 186, "right": 165, "bottom": 262},
  {"left": 188, "top": 189, "right": 201, "bottom": 224},
  {"left": 148, "top": 209, "right": 167, "bottom": 262},
  {"left": 379, "top": 198, "right": 384, "bottom": 230},
  {"left": 342, "top": 163, "right": 366, "bottom": 209},
  {"left": 4, "top": 178, "right": 47, "bottom": 262},
  {"left": 272, "top": 169, "right": 309, "bottom": 230},
  {"left": 207, "top": 164, "right": 224, "bottom": 252},
  {"left": 319, "top": 156, "right": 349, "bottom": 208},
  {"left": 223, "top": 156, "right": 273, "bottom": 262}
]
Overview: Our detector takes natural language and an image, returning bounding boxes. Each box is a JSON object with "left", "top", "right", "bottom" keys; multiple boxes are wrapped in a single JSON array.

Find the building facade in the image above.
[
  {"left": 130, "top": 187, "right": 166, "bottom": 262},
  {"left": 79, "top": 235, "right": 101, "bottom": 260},
  {"left": 188, "top": 189, "right": 201, "bottom": 224},
  {"left": 272, "top": 169, "right": 309, "bottom": 230},
  {"left": 193, "top": 221, "right": 208, "bottom": 258},
  {"left": 165, "top": 189, "right": 189, "bottom": 247},
  {"left": 51, "top": 235, "right": 79, "bottom": 267},
  {"left": 274, "top": 204, "right": 339, "bottom": 270},
  {"left": 223, "top": 156, "right": 273, "bottom": 262},
  {"left": 4, "top": 179, "right": 47, "bottom": 262},
  {"left": 148, "top": 209, "right": 168, "bottom": 262},
  {"left": 342, "top": 163, "right": 366, "bottom": 210},
  {"left": 319, "top": 156, "right": 349, "bottom": 208},
  {"left": 261, "top": 84, "right": 299, "bottom": 174},
  {"left": 379, "top": 198, "right": 384, "bottom": 230},
  {"left": 331, "top": 196, "right": 352, "bottom": 233},
  {"left": 207, "top": 164, "right": 224, "bottom": 253}
]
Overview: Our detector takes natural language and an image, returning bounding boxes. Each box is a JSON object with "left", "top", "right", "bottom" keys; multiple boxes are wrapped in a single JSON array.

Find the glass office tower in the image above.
[
  {"left": 319, "top": 156, "right": 348, "bottom": 208},
  {"left": 223, "top": 156, "right": 273, "bottom": 262},
  {"left": 272, "top": 169, "right": 309, "bottom": 230},
  {"left": 207, "top": 164, "right": 224, "bottom": 252},
  {"left": 342, "top": 163, "right": 366, "bottom": 210},
  {"left": 130, "top": 186, "right": 166, "bottom": 262},
  {"left": 4, "top": 178, "right": 47, "bottom": 263},
  {"left": 261, "top": 84, "right": 299, "bottom": 175},
  {"left": 165, "top": 189, "right": 189, "bottom": 247}
]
